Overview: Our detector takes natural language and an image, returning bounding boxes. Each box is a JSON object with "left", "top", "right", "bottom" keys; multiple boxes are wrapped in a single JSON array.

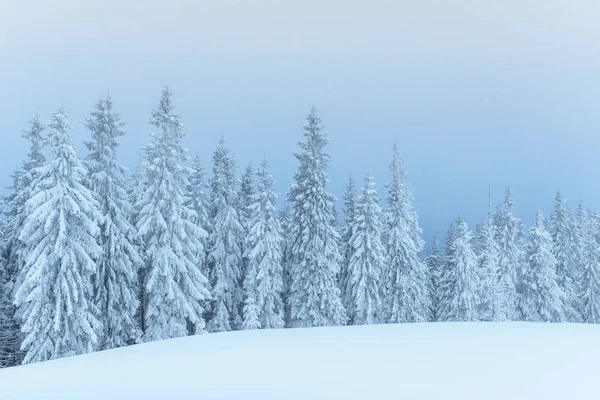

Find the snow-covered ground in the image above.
[{"left": 1, "top": 322, "right": 598, "bottom": 399}]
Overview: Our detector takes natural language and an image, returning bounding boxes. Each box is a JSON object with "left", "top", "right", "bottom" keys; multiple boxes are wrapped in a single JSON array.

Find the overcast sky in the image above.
[{"left": 2, "top": 0, "right": 600, "bottom": 243}]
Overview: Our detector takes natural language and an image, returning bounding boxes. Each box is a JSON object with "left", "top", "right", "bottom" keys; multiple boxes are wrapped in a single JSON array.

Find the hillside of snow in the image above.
[{"left": 1, "top": 322, "right": 598, "bottom": 399}]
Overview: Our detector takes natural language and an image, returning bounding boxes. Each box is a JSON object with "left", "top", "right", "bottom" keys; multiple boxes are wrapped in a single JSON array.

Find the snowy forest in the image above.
[{"left": 1, "top": 86, "right": 599, "bottom": 368}]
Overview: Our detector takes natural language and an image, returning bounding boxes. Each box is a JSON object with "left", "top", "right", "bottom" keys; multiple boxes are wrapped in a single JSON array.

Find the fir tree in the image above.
[
  {"left": 14, "top": 106, "right": 102, "bottom": 363},
  {"left": 278, "top": 201, "right": 293, "bottom": 328},
  {"left": 206, "top": 137, "right": 244, "bottom": 332},
  {"left": 238, "top": 163, "right": 256, "bottom": 230},
  {"left": 340, "top": 174, "right": 358, "bottom": 318},
  {"left": 438, "top": 218, "right": 479, "bottom": 322},
  {"left": 475, "top": 192, "right": 499, "bottom": 321},
  {"left": 0, "top": 213, "right": 20, "bottom": 368},
  {"left": 427, "top": 236, "right": 442, "bottom": 321},
  {"left": 186, "top": 155, "right": 210, "bottom": 278},
  {"left": 581, "top": 212, "right": 600, "bottom": 323},
  {"left": 520, "top": 209, "right": 565, "bottom": 322},
  {"left": 381, "top": 143, "right": 430, "bottom": 323},
  {"left": 572, "top": 200, "right": 587, "bottom": 316},
  {"left": 346, "top": 170, "right": 384, "bottom": 325},
  {"left": 84, "top": 95, "right": 142, "bottom": 348},
  {"left": 493, "top": 189, "right": 522, "bottom": 321},
  {"left": 136, "top": 87, "right": 210, "bottom": 341},
  {"left": 287, "top": 107, "right": 345, "bottom": 327},
  {"left": 548, "top": 191, "right": 580, "bottom": 321},
  {"left": 1, "top": 113, "right": 46, "bottom": 366},
  {"left": 242, "top": 160, "right": 284, "bottom": 329}
]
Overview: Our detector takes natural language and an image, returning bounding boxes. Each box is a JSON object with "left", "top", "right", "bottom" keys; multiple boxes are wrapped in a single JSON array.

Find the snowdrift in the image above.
[{"left": 0, "top": 322, "right": 598, "bottom": 399}]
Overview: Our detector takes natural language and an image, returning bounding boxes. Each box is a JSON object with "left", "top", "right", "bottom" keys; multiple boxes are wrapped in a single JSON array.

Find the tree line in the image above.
[{"left": 0, "top": 86, "right": 598, "bottom": 368}]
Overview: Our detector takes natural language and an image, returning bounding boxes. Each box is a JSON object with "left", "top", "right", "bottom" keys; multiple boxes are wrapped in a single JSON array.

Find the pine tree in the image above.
[
  {"left": 427, "top": 236, "right": 442, "bottom": 321},
  {"left": 475, "top": 192, "right": 500, "bottom": 321},
  {"left": 438, "top": 218, "right": 479, "bottom": 321},
  {"left": 186, "top": 155, "right": 210, "bottom": 278},
  {"left": 581, "top": 212, "right": 600, "bottom": 323},
  {"left": 548, "top": 191, "right": 580, "bottom": 322},
  {"left": 381, "top": 143, "right": 430, "bottom": 323},
  {"left": 1, "top": 113, "right": 46, "bottom": 366},
  {"left": 242, "top": 160, "right": 284, "bottom": 329},
  {"left": 14, "top": 106, "right": 102, "bottom": 363},
  {"left": 238, "top": 163, "right": 256, "bottom": 230},
  {"left": 493, "top": 189, "right": 522, "bottom": 321},
  {"left": 206, "top": 137, "right": 244, "bottom": 332},
  {"left": 340, "top": 175, "right": 358, "bottom": 318},
  {"left": 572, "top": 200, "right": 587, "bottom": 317},
  {"left": 0, "top": 213, "right": 20, "bottom": 368},
  {"left": 287, "top": 107, "right": 345, "bottom": 327},
  {"left": 278, "top": 202, "right": 293, "bottom": 328},
  {"left": 136, "top": 87, "right": 210, "bottom": 341},
  {"left": 520, "top": 209, "right": 565, "bottom": 322},
  {"left": 346, "top": 171, "right": 384, "bottom": 325},
  {"left": 84, "top": 95, "right": 142, "bottom": 348}
]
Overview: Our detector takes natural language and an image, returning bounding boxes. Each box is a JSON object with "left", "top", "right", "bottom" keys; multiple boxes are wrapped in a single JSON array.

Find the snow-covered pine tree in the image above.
[
  {"left": 340, "top": 174, "right": 358, "bottom": 318},
  {"left": 438, "top": 218, "right": 479, "bottom": 322},
  {"left": 186, "top": 155, "right": 210, "bottom": 278},
  {"left": 427, "top": 235, "right": 442, "bottom": 321},
  {"left": 1, "top": 113, "right": 46, "bottom": 366},
  {"left": 84, "top": 95, "right": 142, "bottom": 348},
  {"left": 278, "top": 201, "right": 293, "bottom": 327},
  {"left": 581, "top": 211, "right": 600, "bottom": 323},
  {"left": 136, "top": 87, "right": 210, "bottom": 341},
  {"left": 127, "top": 156, "right": 147, "bottom": 332},
  {"left": 206, "top": 137, "right": 244, "bottom": 332},
  {"left": 287, "top": 107, "right": 345, "bottom": 327},
  {"left": 475, "top": 192, "right": 499, "bottom": 321},
  {"left": 381, "top": 143, "right": 430, "bottom": 323},
  {"left": 493, "top": 188, "right": 522, "bottom": 321},
  {"left": 14, "top": 106, "right": 102, "bottom": 363},
  {"left": 0, "top": 213, "right": 19, "bottom": 368},
  {"left": 548, "top": 191, "right": 580, "bottom": 322},
  {"left": 573, "top": 200, "right": 588, "bottom": 318},
  {"left": 346, "top": 170, "right": 384, "bottom": 325},
  {"left": 242, "top": 160, "right": 284, "bottom": 329},
  {"left": 239, "top": 163, "right": 255, "bottom": 230},
  {"left": 238, "top": 163, "right": 255, "bottom": 299},
  {"left": 520, "top": 208, "right": 565, "bottom": 322}
]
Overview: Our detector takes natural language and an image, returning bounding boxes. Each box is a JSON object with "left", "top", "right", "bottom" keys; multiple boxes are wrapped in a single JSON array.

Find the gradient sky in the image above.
[{"left": 2, "top": 0, "right": 600, "bottom": 243}]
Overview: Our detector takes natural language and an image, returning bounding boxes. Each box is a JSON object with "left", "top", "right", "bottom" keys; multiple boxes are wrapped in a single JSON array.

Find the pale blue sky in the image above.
[{"left": 1, "top": 0, "right": 600, "bottom": 242}]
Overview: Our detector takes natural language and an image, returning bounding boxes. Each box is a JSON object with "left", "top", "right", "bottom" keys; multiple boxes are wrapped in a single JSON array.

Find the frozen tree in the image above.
[
  {"left": 581, "top": 212, "right": 600, "bottom": 323},
  {"left": 1, "top": 113, "right": 46, "bottom": 366},
  {"left": 186, "top": 155, "right": 210, "bottom": 278},
  {"left": 493, "top": 189, "right": 522, "bottom": 321},
  {"left": 84, "top": 95, "right": 142, "bottom": 348},
  {"left": 427, "top": 236, "right": 442, "bottom": 321},
  {"left": 14, "top": 106, "right": 102, "bottom": 363},
  {"left": 206, "top": 137, "right": 244, "bottom": 332},
  {"left": 346, "top": 171, "right": 384, "bottom": 325},
  {"left": 287, "top": 107, "right": 345, "bottom": 327},
  {"left": 475, "top": 192, "right": 499, "bottom": 321},
  {"left": 0, "top": 214, "right": 20, "bottom": 368},
  {"left": 136, "top": 87, "right": 210, "bottom": 341},
  {"left": 572, "top": 200, "right": 587, "bottom": 317},
  {"left": 278, "top": 202, "right": 293, "bottom": 327},
  {"left": 242, "top": 160, "right": 284, "bottom": 329},
  {"left": 238, "top": 163, "right": 256, "bottom": 230},
  {"left": 520, "top": 209, "right": 565, "bottom": 322},
  {"left": 381, "top": 143, "right": 430, "bottom": 323},
  {"left": 438, "top": 218, "right": 479, "bottom": 322},
  {"left": 548, "top": 191, "right": 580, "bottom": 321},
  {"left": 340, "top": 175, "right": 358, "bottom": 317}
]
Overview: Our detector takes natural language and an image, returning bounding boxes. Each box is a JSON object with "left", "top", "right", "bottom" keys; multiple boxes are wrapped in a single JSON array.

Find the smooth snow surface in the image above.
[{"left": 1, "top": 322, "right": 598, "bottom": 399}]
